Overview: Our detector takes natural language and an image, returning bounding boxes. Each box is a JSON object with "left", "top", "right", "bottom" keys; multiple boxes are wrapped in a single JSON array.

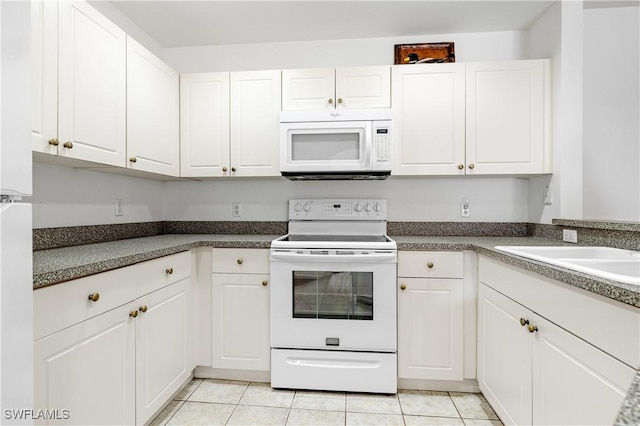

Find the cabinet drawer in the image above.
[
  {"left": 212, "top": 248, "right": 269, "bottom": 274},
  {"left": 398, "top": 251, "right": 463, "bottom": 278},
  {"left": 135, "top": 251, "right": 191, "bottom": 297},
  {"left": 479, "top": 256, "right": 640, "bottom": 369},
  {"left": 34, "top": 267, "right": 136, "bottom": 340}
]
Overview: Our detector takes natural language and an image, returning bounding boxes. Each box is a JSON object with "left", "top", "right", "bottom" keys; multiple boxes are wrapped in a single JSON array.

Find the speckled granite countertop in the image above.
[
  {"left": 616, "top": 371, "right": 640, "bottom": 425},
  {"left": 33, "top": 234, "right": 278, "bottom": 288},
  {"left": 33, "top": 234, "right": 640, "bottom": 309}
]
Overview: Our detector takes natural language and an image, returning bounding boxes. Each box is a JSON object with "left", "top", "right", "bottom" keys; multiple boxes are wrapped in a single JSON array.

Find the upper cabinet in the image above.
[
  {"left": 392, "top": 59, "right": 552, "bottom": 176},
  {"left": 31, "top": 0, "right": 57, "bottom": 156},
  {"left": 126, "top": 36, "right": 180, "bottom": 177},
  {"left": 466, "top": 60, "right": 551, "bottom": 175},
  {"left": 230, "top": 70, "right": 282, "bottom": 177},
  {"left": 392, "top": 63, "right": 466, "bottom": 175},
  {"left": 282, "top": 66, "right": 391, "bottom": 110},
  {"left": 180, "top": 73, "right": 230, "bottom": 177},
  {"left": 180, "top": 70, "right": 281, "bottom": 178},
  {"left": 32, "top": 0, "right": 127, "bottom": 167}
]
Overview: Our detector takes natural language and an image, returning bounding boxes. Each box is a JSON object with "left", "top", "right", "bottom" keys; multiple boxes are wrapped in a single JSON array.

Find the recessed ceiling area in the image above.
[{"left": 110, "top": 1, "right": 557, "bottom": 48}]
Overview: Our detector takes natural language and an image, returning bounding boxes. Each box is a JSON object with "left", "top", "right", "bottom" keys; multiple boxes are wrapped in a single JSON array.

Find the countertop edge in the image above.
[{"left": 33, "top": 235, "right": 640, "bottom": 308}]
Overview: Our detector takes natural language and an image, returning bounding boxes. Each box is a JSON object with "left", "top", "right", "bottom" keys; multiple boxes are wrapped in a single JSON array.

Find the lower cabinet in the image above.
[
  {"left": 33, "top": 252, "right": 193, "bottom": 425},
  {"left": 211, "top": 248, "right": 270, "bottom": 372},
  {"left": 34, "top": 303, "right": 136, "bottom": 425},
  {"left": 135, "top": 279, "right": 191, "bottom": 425},
  {"left": 397, "top": 251, "right": 464, "bottom": 381},
  {"left": 478, "top": 257, "right": 637, "bottom": 426}
]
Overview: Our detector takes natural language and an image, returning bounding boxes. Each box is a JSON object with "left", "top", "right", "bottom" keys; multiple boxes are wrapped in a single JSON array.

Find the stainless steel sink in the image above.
[{"left": 494, "top": 246, "right": 640, "bottom": 285}]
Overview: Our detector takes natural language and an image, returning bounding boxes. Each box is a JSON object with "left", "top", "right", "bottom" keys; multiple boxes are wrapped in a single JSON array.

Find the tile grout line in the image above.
[{"left": 224, "top": 381, "right": 252, "bottom": 425}]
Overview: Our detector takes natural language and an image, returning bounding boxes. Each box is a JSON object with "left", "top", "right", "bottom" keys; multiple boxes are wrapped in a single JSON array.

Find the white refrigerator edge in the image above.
[{"left": 0, "top": 1, "right": 33, "bottom": 422}]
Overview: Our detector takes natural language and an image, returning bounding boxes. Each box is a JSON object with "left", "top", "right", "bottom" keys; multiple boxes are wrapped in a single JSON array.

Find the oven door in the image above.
[
  {"left": 270, "top": 249, "right": 397, "bottom": 352},
  {"left": 280, "top": 121, "right": 372, "bottom": 173}
]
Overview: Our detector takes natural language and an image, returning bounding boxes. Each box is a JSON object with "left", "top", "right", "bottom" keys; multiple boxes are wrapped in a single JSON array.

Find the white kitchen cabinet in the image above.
[
  {"left": 478, "top": 257, "right": 637, "bottom": 426},
  {"left": 180, "top": 71, "right": 280, "bottom": 178},
  {"left": 56, "top": 0, "right": 127, "bottom": 166},
  {"left": 229, "top": 70, "right": 281, "bottom": 177},
  {"left": 135, "top": 279, "right": 191, "bottom": 425},
  {"left": 282, "top": 66, "right": 390, "bottom": 110},
  {"left": 33, "top": 252, "right": 193, "bottom": 426},
  {"left": 397, "top": 251, "right": 464, "bottom": 381},
  {"left": 392, "top": 59, "right": 551, "bottom": 176},
  {"left": 127, "top": 36, "right": 180, "bottom": 177},
  {"left": 466, "top": 59, "right": 551, "bottom": 175},
  {"left": 180, "top": 72, "right": 231, "bottom": 177},
  {"left": 31, "top": 0, "right": 58, "bottom": 155},
  {"left": 391, "top": 63, "right": 466, "bottom": 175},
  {"left": 34, "top": 303, "right": 136, "bottom": 425},
  {"left": 211, "top": 249, "right": 270, "bottom": 371}
]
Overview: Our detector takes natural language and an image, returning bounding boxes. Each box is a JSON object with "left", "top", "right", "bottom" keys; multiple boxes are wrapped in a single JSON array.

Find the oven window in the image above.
[{"left": 292, "top": 271, "right": 373, "bottom": 320}]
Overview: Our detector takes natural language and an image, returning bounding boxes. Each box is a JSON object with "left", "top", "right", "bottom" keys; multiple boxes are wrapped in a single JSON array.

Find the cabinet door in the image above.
[
  {"left": 34, "top": 304, "right": 136, "bottom": 426},
  {"left": 391, "top": 64, "right": 466, "bottom": 175},
  {"left": 212, "top": 273, "right": 270, "bottom": 371},
  {"left": 477, "top": 284, "right": 533, "bottom": 426},
  {"left": 135, "top": 279, "right": 191, "bottom": 425},
  {"left": 127, "top": 36, "right": 180, "bottom": 177},
  {"left": 397, "top": 278, "right": 463, "bottom": 381},
  {"left": 31, "top": 0, "right": 58, "bottom": 155},
  {"left": 57, "top": 1, "right": 126, "bottom": 167},
  {"left": 230, "top": 70, "right": 281, "bottom": 177},
  {"left": 281, "top": 68, "right": 335, "bottom": 110},
  {"left": 532, "top": 313, "right": 635, "bottom": 426},
  {"left": 335, "top": 66, "right": 391, "bottom": 109},
  {"left": 466, "top": 59, "right": 551, "bottom": 175},
  {"left": 180, "top": 73, "right": 230, "bottom": 177}
]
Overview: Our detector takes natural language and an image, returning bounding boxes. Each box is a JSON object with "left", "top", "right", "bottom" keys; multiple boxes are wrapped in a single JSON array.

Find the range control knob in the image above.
[
  {"left": 373, "top": 202, "right": 382, "bottom": 212},
  {"left": 293, "top": 202, "right": 301, "bottom": 212},
  {"left": 364, "top": 203, "right": 372, "bottom": 212},
  {"left": 354, "top": 202, "right": 363, "bottom": 212},
  {"left": 302, "top": 202, "right": 311, "bottom": 212}
]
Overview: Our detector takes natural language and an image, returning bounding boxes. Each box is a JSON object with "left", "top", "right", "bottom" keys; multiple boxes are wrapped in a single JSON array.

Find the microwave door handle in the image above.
[{"left": 364, "top": 123, "right": 373, "bottom": 168}]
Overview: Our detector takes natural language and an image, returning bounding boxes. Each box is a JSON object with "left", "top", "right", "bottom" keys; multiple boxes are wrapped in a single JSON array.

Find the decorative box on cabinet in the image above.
[
  {"left": 397, "top": 251, "right": 464, "bottom": 381},
  {"left": 33, "top": 252, "right": 193, "bottom": 426},
  {"left": 31, "top": 0, "right": 127, "bottom": 167},
  {"left": 477, "top": 256, "right": 637, "bottom": 426},
  {"left": 211, "top": 248, "right": 270, "bottom": 372},
  {"left": 282, "top": 66, "right": 391, "bottom": 110}
]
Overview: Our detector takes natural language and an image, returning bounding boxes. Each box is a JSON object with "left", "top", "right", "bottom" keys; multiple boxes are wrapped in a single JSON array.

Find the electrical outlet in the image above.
[
  {"left": 460, "top": 198, "right": 470, "bottom": 218},
  {"left": 544, "top": 184, "right": 553, "bottom": 205},
  {"left": 114, "top": 199, "right": 123, "bottom": 216},
  {"left": 232, "top": 203, "right": 242, "bottom": 217},
  {"left": 563, "top": 229, "right": 578, "bottom": 243}
]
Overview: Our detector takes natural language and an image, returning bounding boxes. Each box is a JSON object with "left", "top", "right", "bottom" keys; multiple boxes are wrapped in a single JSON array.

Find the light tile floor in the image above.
[{"left": 151, "top": 379, "right": 504, "bottom": 426}]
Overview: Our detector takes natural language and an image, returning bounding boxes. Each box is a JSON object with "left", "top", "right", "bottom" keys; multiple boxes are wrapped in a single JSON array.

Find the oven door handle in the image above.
[{"left": 270, "top": 251, "right": 397, "bottom": 262}]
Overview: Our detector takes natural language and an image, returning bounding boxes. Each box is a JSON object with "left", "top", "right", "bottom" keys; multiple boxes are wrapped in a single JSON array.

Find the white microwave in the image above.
[{"left": 280, "top": 109, "right": 392, "bottom": 180}]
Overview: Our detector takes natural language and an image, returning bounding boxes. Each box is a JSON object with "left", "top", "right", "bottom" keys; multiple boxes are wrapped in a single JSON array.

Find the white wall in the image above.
[
  {"left": 32, "top": 163, "right": 165, "bottom": 228},
  {"left": 527, "top": 2, "right": 561, "bottom": 224},
  {"left": 583, "top": 6, "right": 640, "bottom": 221},
  {"left": 165, "top": 31, "right": 527, "bottom": 72},
  {"left": 162, "top": 177, "right": 529, "bottom": 222}
]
